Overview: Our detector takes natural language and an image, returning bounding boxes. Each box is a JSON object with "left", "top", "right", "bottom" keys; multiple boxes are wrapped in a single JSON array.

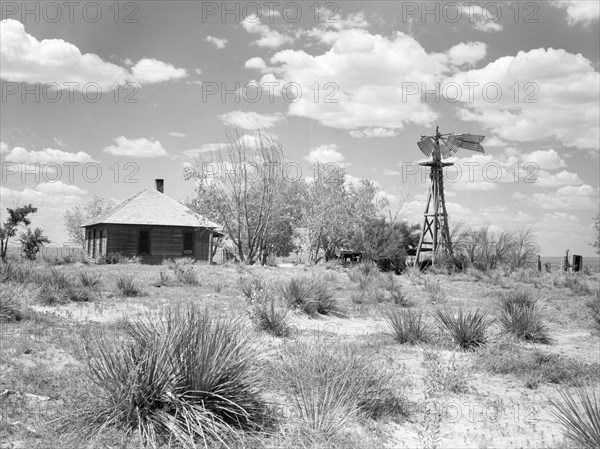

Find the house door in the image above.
[
  {"left": 138, "top": 230, "right": 150, "bottom": 255},
  {"left": 183, "top": 231, "right": 194, "bottom": 256}
]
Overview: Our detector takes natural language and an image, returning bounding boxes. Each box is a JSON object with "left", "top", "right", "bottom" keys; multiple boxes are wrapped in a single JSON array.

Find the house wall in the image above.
[
  {"left": 92, "top": 224, "right": 212, "bottom": 264},
  {"left": 85, "top": 225, "right": 107, "bottom": 258}
]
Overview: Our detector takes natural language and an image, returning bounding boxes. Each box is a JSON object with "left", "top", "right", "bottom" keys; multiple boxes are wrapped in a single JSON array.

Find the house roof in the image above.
[{"left": 81, "top": 188, "right": 222, "bottom": 230}]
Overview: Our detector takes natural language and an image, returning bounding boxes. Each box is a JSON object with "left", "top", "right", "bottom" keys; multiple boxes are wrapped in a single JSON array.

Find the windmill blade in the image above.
[
  {"left": 438, "top": 139, "right": 454, "bottom": 159},
  {"left": 445, "top": 134, "right": 485, "bottom": 153},
  {"left": 417, "top": 137, "right": 435, "bottom": 157}
]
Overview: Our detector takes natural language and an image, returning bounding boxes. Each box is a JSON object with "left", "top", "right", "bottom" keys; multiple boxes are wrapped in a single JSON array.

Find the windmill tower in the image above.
[{"left": 414, "top": 126, "right": 485, "bottom": 267}]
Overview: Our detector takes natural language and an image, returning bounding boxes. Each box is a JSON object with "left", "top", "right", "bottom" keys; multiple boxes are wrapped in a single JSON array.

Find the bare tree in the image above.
[
  {"left": 63, "top": 196, "right": 115, "bottom": 248},
  {"left": 589, "top": 213, "right": 600, "bottom": 255}
]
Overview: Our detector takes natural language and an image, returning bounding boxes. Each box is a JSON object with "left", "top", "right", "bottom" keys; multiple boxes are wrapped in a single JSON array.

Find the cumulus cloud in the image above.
[
  {"left": 534, "top": 170, "right": 583, "bottom": 188},
  {"left": 205, "top": 35, "right": 228, "bottom": 49},
  {"left": 552, "top": 0, "right": 600, "bottom": 26},
  {"left": 305, "top": 144, "right": 348, "bottom": 167},
  {"left": 450, "top": 48, "right": 600, "bottom": 150},
  {"left": 446, "top": 42, "right": 487, "bottom": 67},
  {"left": 130, "top": 58, "right": 187, "bottom": 84},
  {"left": 349, "top": 128, "right": 398, "bottom": 138},
  {"left": 168, "top": 132, "right": 187, "bottom": 138},
  {"left": 242, "top": 14, "right": 293, "bottom": 48},
  {"left": 182, "top": 143, "right": 228, "bottom": 157},
  {"left": 219, "top": 110, "right": 284, "bottom": 129},
  {"left": 515, "top": 184, "right": 597, "bottom": 209},
  {"left": 521, "top": 149, "right": 566, "bottom": 170},
  {"left": 461, "top": 5, "right": 503, "bottom": 32},
  {"left": 0, "top": 20, "right": 187, "bottom": 89},
  {"left": 102, "top": 137, "right": 168, "bottom": 158},
  {"left": 3, "top": 145, "right": 96, "bottom": 163}
]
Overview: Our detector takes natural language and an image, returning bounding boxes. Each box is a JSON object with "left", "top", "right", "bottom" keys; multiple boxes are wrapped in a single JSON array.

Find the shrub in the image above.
[
  {"left": 0, "top": 283, "right": 26, "bottom": 322},
  {"left": 423, "top": 278, "right": 447, "bottom": 304},
  {"left": 84, "top": 306, "right": 271, "bottom": 447},
  {"left": 212, "top": 279, "right": 225, "bottom": 293},
  {"left": 549, "top": 385, "right": 600, "bottom": 449},
  {"left": 276, "top": 340, "right": 407, "bottom": 437},
  {"left": 154, "top": 269, "right": 174, "bottom": 287},
  {"left": 78, "top": 270, "right": 102, "bottom": 289},
  {"left": 435, "top": 307, "right": 489, "bottom": 351},
  {"left": 116, "top": 274, "right": 143, "bottom": 297},
  {"left": 384, "top": 308, "right": 430, "bottom": 344},
  {"left": 496, "top": 289, "right": 550, "bottom": 344},
  {"left": 66, "top": 286, "right": 95, "bottom": 302},
  {"left": 45, "top": 268, "right": 75, "bottom": 290}
]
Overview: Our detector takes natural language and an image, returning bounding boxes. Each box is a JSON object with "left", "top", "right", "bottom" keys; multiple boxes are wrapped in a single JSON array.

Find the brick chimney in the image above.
[{"left": 155, "top": 179, "right": 164, "bottom": 193}]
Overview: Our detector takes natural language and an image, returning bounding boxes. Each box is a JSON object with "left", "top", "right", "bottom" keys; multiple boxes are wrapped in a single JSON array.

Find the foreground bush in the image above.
[
  {"left": 116, "top": 274, "right": 144, "bottom": 297},
  {"left": 550, "top": 385, "right": 600, "bottom": 448},
  {"left": 276, "top": 340, "right": 407, "bottom": 438},
  {"left": 384, "top": 308, "right": 430, "bottom": 344},
  {"left": 496, "top": 289, "right": 550, "bottom": 344},
  {"left": 84, "top": 306, "right": 271, "bottom": 447},
  {"left": 435, "top": 307, "right": 489, "bottom": 351}
]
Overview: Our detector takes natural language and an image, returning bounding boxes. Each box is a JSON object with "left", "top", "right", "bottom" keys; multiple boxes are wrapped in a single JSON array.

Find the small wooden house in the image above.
[{"left": 81, "top": 180, "right": 222, "bottom": 264}]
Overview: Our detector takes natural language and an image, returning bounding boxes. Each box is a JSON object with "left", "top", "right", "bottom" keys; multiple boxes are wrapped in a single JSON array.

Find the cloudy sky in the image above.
[{"left": 1, "top": 1, "right": 599, "bottom": 256}]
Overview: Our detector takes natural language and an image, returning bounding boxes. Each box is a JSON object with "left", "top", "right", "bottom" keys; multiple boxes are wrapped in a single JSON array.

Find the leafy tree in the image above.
[
  {"left": 589, "top": 213, "right": 600, "bottom": 255},
  {"left": 349, "top": 217, "right": 420, "bottom": 272},
  {"left": 19, "top": 227, "right": 50, "bottom": 260},
  {"left": 0, "top": 204, "right": 37, "bottom": 261},
  {"left": 185, "top": 127, "right": 286, "bottom": 264},
  {"left": 63, "top": 196, "right": 115, "bottom": 248}
]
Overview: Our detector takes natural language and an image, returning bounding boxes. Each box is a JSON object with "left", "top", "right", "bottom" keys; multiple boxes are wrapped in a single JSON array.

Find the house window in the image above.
[
  {"left": 138, "top": 230, "right": 150, "bottom": 254},
  {"left": 183, "top": 232, "right": 194, "bottom": 255}
]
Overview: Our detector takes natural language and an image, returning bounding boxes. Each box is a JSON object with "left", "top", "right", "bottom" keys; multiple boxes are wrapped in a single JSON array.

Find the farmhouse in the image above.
[{"left": 81, "top": 180, "right": 222, "bottom": 264}]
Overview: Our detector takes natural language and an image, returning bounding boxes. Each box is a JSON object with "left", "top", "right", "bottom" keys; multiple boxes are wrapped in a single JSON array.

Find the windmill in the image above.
[{"left": 414, "top": 126, "right": 485, "bottom": 267}]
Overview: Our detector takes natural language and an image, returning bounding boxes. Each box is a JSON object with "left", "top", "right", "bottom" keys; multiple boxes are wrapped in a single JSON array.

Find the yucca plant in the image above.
[
  {"left": 239, "top": 275, "right": 267, "bottom": 301},
  {"left": 280, "top": 276, "right": 343, "bottom": 317},
  {"left": 84, "top": 305, "right": 271, "bottom": 448},
  {"left": 549, "top": 385, "right": 600, "bottom": 448},
  {"left": 174, "top": 266, "right": 200, "bottom": 285},
  {"left": 384, "top": 308, "right": 430, "bottom": 344},
  {"left": 586, "top": 293, "right": 600, "bottom": 333},
  {"left": 116, "top": 274, "right": 143, "bottom": 297},
  {"left": 435, "top": 307, "right": 489, "bottom": 351}
]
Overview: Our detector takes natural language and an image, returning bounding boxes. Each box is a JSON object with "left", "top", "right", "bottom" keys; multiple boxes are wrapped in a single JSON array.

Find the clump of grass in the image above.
[
  {"left": 116, "top": 274, "right": 144, "bottom": 297},
  {"left": 423, "top": 278, "right": 447, "bottom": 304},
  {"left": 276, "top": 340, "right": 407, "bottom": 437},
  {"left": 212, "top": 279, "right": 225, "bottom": 293},
  {"left": 280, "top": 275, "right": 343, "bottom": 316},
  {"left": 496, "top": 289, "right": 550, "bottom": 344},
  {"left": 435, "top": 307, "right": 489, "bottom": 351},
  {"left": 0, "top": 283, "right": 26, "bottom": 322},
  {"left": 549, "top": 385, "right": 600, "bottom": 449},
  {"left": 43, "top": 253, "right": 76, "bottom": 265},
  {"left": 239, "top": 275, "right": 267, "bottom": 301},
  {"left": 248, "top": 286, "right": 291, "bottom": 337},
  {"left": 66, "top": 286, "right": 95, "bottom": 302},
  {"left": 422, "top": 351, "right": 470, "bottom": 396},
  {"left": 36, "top": 284, "right": 69, "bottom": 305},
  {"left": 45, "top": 268, "right": 75, "bottom": 290},
  {"left": 476, "top": 342, "right": 599, "bottom": 388},
  {"left": 384, "top": 308, "right": 430, "bottom": 344},
  {"left": 564, "top": 274, "right": 593, "bottom": 296},
  {"left": 1, "top": 261, "right": 34, "bottom": 284},
  {"left": 586, "top": 293, "right": 600, "bottom": 332},
  {"left": 174, "top": 265, "right": 199, "bottom": 285},
  {"left": 381, "top": 273, "right": 410, "bottom": 306},
  {"left": 154, "top": 269, "right": 174, "bottom": 287},
  {"left": 78, "top": 270, "right": 102, "bottom": 289},
  {"left": 83, "top": 305, "right": 271, "bottom": 447}
]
